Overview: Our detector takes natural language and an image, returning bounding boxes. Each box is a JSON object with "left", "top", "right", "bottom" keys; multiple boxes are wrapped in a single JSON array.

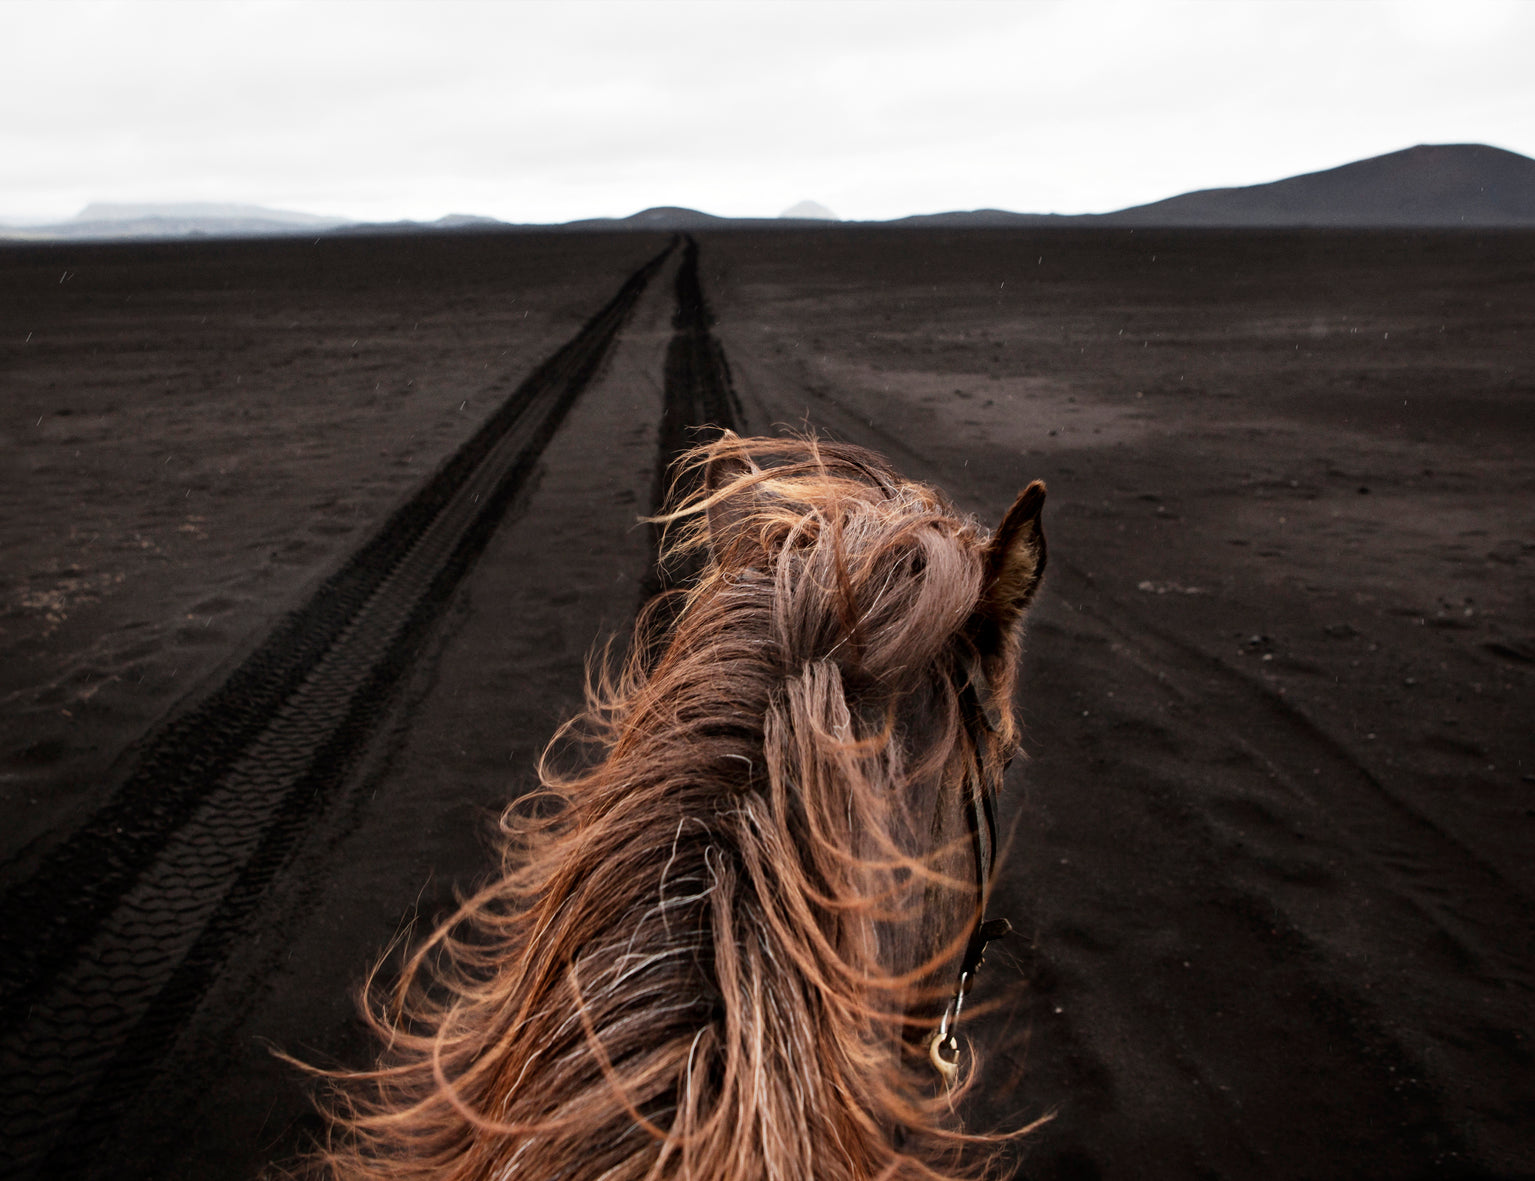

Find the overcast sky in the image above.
[{"left": 4, "top": 0, "right": 1532, "bottom": 225}]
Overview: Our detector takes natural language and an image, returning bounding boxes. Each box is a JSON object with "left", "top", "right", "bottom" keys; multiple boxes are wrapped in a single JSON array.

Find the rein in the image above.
[{"left": 927, "top": 642, "right": 1013, "bottom": 1085}]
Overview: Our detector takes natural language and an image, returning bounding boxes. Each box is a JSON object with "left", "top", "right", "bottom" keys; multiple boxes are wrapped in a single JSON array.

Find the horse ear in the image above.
[{"left": 977, "top": 480, "right": 1047, "bottom": 638}]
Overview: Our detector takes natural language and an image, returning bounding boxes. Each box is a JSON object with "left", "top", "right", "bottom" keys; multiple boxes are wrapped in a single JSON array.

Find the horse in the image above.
[{"left": 302, "top": 433, "right": 1047, "bottom": 1180}]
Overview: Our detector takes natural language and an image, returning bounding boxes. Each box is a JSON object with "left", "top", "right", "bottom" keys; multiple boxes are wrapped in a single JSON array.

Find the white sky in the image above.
[{"left": 3, "top": 0, "right": 1532, "bottom": 224}]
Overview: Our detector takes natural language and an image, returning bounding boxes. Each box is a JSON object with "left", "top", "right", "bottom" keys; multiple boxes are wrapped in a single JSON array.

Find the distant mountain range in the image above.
[
  {"left": 0, "top": 202, "right": 353, "bottom": 241},
  {"left": 4, "top": 144, "right": 1532, "bottom": 242},
  {"left": 77, "top": 202, "right": 345, "bottom": 227}
]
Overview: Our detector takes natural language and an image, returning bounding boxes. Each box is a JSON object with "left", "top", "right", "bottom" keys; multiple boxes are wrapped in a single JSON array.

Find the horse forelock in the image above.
[{"left": 306, "top": 436, "right": 1015, "bottom": 1181}]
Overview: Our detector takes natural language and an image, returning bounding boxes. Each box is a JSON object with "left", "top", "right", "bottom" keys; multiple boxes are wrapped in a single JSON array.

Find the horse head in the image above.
[
  {"left": 686, "top": 434, "right": 1046, "bottom": 1088},
  {"left": 309, "top": 433, "right": 1046, "bottom": 1181}
]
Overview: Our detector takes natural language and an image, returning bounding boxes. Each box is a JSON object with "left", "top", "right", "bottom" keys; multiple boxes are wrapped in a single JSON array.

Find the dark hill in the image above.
[
  {"left": 564, "top": 206, "right": 731, "bottom": 231},
  {"left": 1099, "top": 143, "right": 1535, "bottom": 227},
  {"left": 889, "top": 209, "right": 1073, "bottom": 228}
]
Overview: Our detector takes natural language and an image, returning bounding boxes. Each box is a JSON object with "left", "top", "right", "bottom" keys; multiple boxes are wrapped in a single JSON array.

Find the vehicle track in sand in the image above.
[
  {"left": 121, "top": 233, "right": 745, "bottom": 1181},
  {"left": 644, "top": 235, "right": 746, "bottom": 602},
  {"left": 0, "top": 242, "right": 674, "bottom": 1180}
]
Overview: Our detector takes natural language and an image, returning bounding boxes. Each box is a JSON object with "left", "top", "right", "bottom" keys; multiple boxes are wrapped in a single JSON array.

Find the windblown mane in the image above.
[{"left": 303, "top": 434, "right": 1045, "bottom": 1180}]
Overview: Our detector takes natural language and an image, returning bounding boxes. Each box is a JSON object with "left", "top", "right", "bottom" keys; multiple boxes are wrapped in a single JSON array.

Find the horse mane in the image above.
[{"left": 301, "top": 433, "right": 1036, "bottom": 1180}]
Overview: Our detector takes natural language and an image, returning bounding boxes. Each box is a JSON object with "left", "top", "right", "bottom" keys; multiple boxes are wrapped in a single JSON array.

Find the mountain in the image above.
[
  {"left": 75, "top": 202, "right": 344, "bottom": 226},
  {"left": 887, "top": 145, "right": 1535, "bottom": 229},
  {"left": 329, "top": 212, "right": 514, "bottom": 236},
  {"left": 5, "top": 144, "right": 1531, "bottom": 241},
  {"left": 1098, "top": 143, "right": 1535, "bottom": 227},
  {"left": 1, "top": 201, "right": 352, "bottom": 241},
  {"left": 889, "top": 209, "right": 1072, "bottom": 228},
  {"left": 562, "top": 206, "right": 733, "bottom": 231},
  {"left": 779, "top": 200, "right": 840, "bottom": 221},
  {"left": 432, "top": 213, "right": 505, "bottom": 228}
]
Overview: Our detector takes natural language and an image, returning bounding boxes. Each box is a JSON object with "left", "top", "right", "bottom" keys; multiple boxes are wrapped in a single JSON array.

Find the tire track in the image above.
[
  {"left": 0, "top": 241, "right": 673, "bottom": 1180},
  {"left": 644, "top": 235, "right": 745, "bottom": 601}
]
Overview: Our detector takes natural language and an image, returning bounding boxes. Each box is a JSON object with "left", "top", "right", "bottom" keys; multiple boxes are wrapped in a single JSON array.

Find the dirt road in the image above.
[{"left": 1, "top": 227, "right": 1530, "bottom": 1179}]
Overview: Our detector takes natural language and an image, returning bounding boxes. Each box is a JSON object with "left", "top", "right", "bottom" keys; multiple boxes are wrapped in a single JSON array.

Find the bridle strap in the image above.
[{"left": 929, "top": 643, "right": 1012, "bottom": 1085}]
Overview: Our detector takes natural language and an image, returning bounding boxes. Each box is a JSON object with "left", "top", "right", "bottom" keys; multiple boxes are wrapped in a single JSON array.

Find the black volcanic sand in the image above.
[
  {"left": 0, "top": 231, "right": 664, "bottom": 867},
  {"left": 3, "top": 228, "right": 1533, "bottom": 1179}
]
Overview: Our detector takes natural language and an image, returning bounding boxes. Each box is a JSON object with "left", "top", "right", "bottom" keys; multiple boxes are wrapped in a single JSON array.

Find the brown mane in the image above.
[{"left": 301, "top": 434, "right": 1046, "bottom": 1180}]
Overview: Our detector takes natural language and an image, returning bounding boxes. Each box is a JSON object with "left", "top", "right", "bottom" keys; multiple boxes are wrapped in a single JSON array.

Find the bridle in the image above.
[{"left": 927, "top": 641, "right": 1013, "bottom": 1086}]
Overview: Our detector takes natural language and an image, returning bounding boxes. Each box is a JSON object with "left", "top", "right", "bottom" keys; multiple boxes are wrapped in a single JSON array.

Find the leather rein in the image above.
[{"left": 927, "top": 642, "right": 1013, "bottom": 1086}]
